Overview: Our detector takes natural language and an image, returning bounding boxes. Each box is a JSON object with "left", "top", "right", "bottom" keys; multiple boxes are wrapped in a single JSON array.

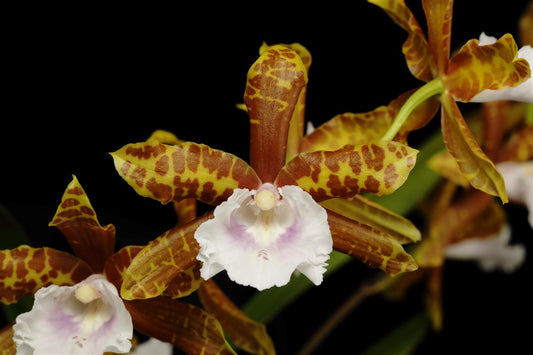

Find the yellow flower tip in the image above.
[{"left": 75, "top": 284, "right": 101, "bottom": 304}]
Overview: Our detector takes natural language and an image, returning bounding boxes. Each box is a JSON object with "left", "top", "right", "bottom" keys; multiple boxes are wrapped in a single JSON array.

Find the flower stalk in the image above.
[{"left": 381, "top": 78, "right": 445, "bottom": 141}]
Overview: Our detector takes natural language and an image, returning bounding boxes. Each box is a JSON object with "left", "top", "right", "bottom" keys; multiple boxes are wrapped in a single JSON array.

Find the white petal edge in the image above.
[
  {"left": 194, "top": 184, "right": 333, "bottom": 291},
  {"left": 497, "top": 160, "right": 533, "bottom": 228},
  {"left": 13, "top": 274, "right": 133, "bottom": 355},
  {"left": 445, "top": 224, "right": 526, "bottom": 273},
  {"left": 130, "top": 338, "right": 173, "bottom": 355}
]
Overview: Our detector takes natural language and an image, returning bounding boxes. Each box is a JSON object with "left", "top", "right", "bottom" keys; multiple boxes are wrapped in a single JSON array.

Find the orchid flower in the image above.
[
  {"left": 13, "top": 274, "right": 133, "bottom": 355},
  {"left": 368, "top": 0, "right": 532, "bottom": 203},
  {"left": 399, "top": 102, "right": 532, "bottom": 329},
  {"left": 444, "top": 224, "right": 526, "bottom": 273},
  {"left": 112, "top": 44, "right": 421, "bottom": 294},
  {"left": 1, "top": 176, "right": 251, "bottom": 355}
]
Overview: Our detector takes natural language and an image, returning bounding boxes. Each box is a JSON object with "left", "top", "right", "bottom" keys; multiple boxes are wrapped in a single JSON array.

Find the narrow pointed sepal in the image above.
[
  {"left": 125, "top": 297, "right": 236, "bottom": 355},
  {"left": 321, "top": 196, "right": 421, "bottom": 244},
  {"left": 198, "top": 280, "right": 276, "bottom": 355},
  {"left": 440, "top": 93, "right": 508, "bottom": 202},
  {"left": 368, "top": 0, "right": 434, "bottom": 81},
  {"left": 327, "top": 211, "right": 418, "bottom": 275},
  {"left": 275, "top": 141, "right": 417, "bottom": 201},
  {"left": 111, "top": 141, "right": 261, "bottom": 205},
  {"left": 49, "top": 175, "right": 115, "bottom": 272},
  {"left": 245, "top": 45, "right": 308, "bottom": 182},
  {"left": 0, "top": 246, "right": 93, "bottom": 304},
  {"left": 120, "top": 211, "right": 212, "bottom": 300}
]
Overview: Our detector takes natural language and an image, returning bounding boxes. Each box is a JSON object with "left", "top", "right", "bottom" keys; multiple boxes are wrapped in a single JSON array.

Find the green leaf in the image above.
[{"left": 358, "top": 313, "right": 430, "bottom": 355}]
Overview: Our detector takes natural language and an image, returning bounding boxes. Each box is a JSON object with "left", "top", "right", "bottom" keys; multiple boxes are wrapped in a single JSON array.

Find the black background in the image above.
[{"left": 2, "top": 1, "right": 532, "bottom": 354}]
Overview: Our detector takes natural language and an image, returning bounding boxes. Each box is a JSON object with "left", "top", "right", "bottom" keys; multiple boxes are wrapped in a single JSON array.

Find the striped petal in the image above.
[
  {"left": 120, "top": 212, "right": 212, "bottom": 300},
  {"left": 111, "top": 141, "right": 261, "bottom": 206},
  {"left": 259, "top": 42, "right": 312, "bottom": 160},
  {"left": 0, "top": 246, "right": 92, "bottom": 305},
  {"left": 321, "top": 195, "right": 421, "bottom": 244},
  {"left": 198, "top": 280, "right": 275, "bottom": 355},
  {"left": 275, "top": 141, "right": 417, "bottom": 201},
  {"left": 125, "top": 297, "right": 236, "bottom": 355},
  {"left": 440, "top": 92, "right": 508, "bottom": 202},
  {"left": 328, "top": 210, "right": 418, "bottom": 275},
  {"left": 49, "top": 175, "right": 115, "bottom": 273},
  {"left": 245, "top": 45, "right": 308, "bottom": 182}
]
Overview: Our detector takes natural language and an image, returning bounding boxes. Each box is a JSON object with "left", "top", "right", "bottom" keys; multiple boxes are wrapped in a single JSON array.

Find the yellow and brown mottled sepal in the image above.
[
  {"left": 198, "top": 280, "right": 275, "bottom": 355},
  {"left": 275, "top": 141, "right": 418, "bottom": 201},
  {"left": 49, "top": 175, "right": 115, "bottom": 273},
  {"left": 111, "top": 141, "right": 261, "bottom": 206},
  {"left": 245, "top": 45, "right": 308, "bottom": 182},
  {"left": 328, "top": 211, "right": 418, "bottom": 275},
  {"left": 368, "top": 0, "right": 434, "bottom": 81},
  {"left": 440, "top": 93, "right": 508, "bottom": 202},
  {"left": 445, "top": 34, "right": 531, "bottom": 102},
  {"left": 120, "top": 211, "right": 212, "bottom": 300},
  {"left": 321, "top": 195, "right": 421, "bottom": 245},
  {"left": 0, "top": 246, "right": 93, "bottom": 304}
]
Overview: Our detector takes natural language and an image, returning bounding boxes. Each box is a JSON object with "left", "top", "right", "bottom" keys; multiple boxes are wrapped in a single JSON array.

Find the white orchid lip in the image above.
[
  {"left": 13, "top": 274, "right": 133, "bottom": 355},
  {"left": 194, "top": 183, "right": 333, "bottom": 291}
]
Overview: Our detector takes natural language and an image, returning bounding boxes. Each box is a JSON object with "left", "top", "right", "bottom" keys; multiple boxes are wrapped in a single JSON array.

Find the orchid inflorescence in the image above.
[{"left": 1, "top": 1, "right": 532, "bottom": 354}]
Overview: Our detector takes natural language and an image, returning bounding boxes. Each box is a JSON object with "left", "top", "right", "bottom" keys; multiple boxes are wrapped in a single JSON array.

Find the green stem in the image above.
[{"left": 381, "top": 78, "right": 444, "bottom": 141}]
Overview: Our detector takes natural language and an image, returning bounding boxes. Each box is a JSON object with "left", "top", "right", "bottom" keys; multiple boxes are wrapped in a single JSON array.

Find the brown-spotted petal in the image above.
[
  {"left": 111, "top": 141, "right": 261, "bottom": 206},
  {"left": 198, "top": 280, "right": 276, "bottom": 355},
  {"left": 440, "top": 92, "right": 508, "bottom": 202},
  {"left": 299, "top": 90, "right": 439, "bottom": 152},
  {"left": 299, "top": 107, "right": 393, "bottom": 153},
  {"left": 125, "top": 297, "right": 236, "bottom": 355},
  {"left": 445, "top": 34, "right": 531, "bottom": 102},
  {"left": 328, "top": 210, "right": 418, "bottom": 275},
  {"left": 48, "top": 175, "right": 115, "bottom": 273},
  {"left": 0, "top": 246, "right": 92, "bottom": 304},
  {"left": 245, "top": 45, "right": 308, "bottom": 182},
  {"left": 321, "top": 195, "right": 421, "bottom": 244},
  {"left": 0, "top": 324, "right": 15, "bottom": 355},
  {"left": 120, "top": 211, "right": 212, "bottom": 300},
  {"left": 368, "top": 0, "right": 434, "bottom": 81},
  {"left": 164, "top": 262, "right": 203, "bottom": 299},
  {"left": 275, "top": 141, "right": 418, "bottom": 201}
]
